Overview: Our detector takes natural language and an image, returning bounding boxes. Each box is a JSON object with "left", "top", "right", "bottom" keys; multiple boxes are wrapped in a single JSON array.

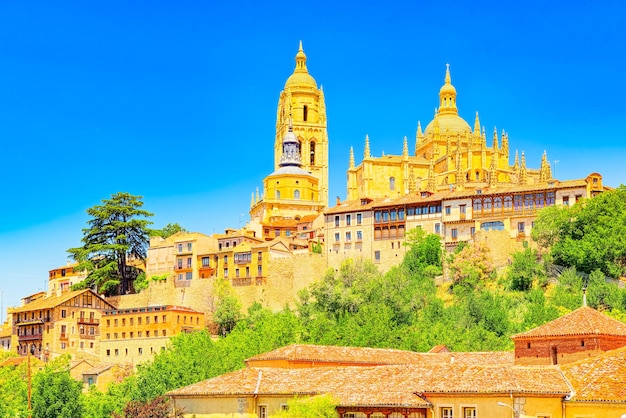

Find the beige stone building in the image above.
[
  {"left": 100, "top": 305, "right": 204, "bottom": 366},
  {"left": 11, "top": 289, "right": 114, "bottom": 362}
]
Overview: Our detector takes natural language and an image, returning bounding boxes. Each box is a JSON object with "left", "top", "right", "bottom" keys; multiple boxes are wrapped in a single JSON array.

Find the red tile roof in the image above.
[
  {"left": 512, "top": 307, "right": 626, "bottom": 339},
  {"left": 561, "top": 345, "right": 626, "bottom": 403},
  {"left": 167, "top": 363, "right": 569, "bottom": 404},
  {"left": 245, "top": 344, "right": 514, "bottom": 367}
]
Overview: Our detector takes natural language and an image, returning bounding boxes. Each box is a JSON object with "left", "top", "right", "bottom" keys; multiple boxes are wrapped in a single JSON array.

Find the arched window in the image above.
[
  {"left": 303, "top": 105, "right": 308, "bottom": 122},
  {"left": 390, "top": 177, "right": 396, "bottom": 191},
  {"left": 294, "top": 189, "right": 300, "bottom": 199},
  {"left": 275, "top": 190, "right": 280, "bottom": 199},
  {"left": 310, "top": 141, "right": 316, "bottom": 165}
]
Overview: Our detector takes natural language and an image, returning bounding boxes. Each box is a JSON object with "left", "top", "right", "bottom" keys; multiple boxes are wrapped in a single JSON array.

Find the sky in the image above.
[{"left": 0, "top": 0, "right": 624, "bottom": 315}]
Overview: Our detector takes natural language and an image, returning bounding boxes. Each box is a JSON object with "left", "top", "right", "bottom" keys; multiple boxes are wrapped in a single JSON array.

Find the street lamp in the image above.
[{"left": 497, "top": 402, "right": 519, "bottom": 418}]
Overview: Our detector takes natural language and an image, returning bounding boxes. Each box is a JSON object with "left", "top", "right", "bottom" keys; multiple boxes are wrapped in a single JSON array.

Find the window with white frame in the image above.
[
  {"left": 441, "top": 407, "right": 453, "bottom": 418},
  {"left": 258, "top": 405, "right": 267, "bottom": 418},
  {"left": 463, "top": 407, "right": 476, "bottom": 418}
]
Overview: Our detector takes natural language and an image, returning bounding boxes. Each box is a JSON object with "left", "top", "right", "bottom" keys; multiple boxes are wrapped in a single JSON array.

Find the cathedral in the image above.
[
  {"left": 250, "top": 44, "right": 603, "bottom": 260},
  {"left": 347, "top": 64, "right": 553, "bottom": 200}
]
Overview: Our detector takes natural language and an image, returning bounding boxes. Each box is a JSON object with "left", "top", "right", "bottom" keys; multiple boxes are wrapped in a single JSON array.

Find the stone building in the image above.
[
  {"left": 168, "top": 307, "right": 626, "bottom": 418},
  {"left": 10, "top": 289, "right": 114, "bottom": 362}
]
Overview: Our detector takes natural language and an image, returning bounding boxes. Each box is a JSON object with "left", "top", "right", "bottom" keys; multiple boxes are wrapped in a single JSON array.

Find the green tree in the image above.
[
  {"left": 507, "top": 248, "right": 545, "bottom": 291},
  {"left": 213, "top": 278, "right": 243, "bottom": 336},
  {"left": 0, "top": 355, "right": 28, "bottom": 418},
  {"left": 402, "top": 228, "right": 442, "bottom": 275},
  {"left": 533, "top": 186, "right": 626, "bottom": 278},
  {"left": 272, "top": 395, "right": 338, "bottom": 418},
  {"left": 32, "top": 356, "right": 84, "bottom": 418},
  {"left": 449, "top": 241, "right": 494, "bottom": 289},
  {"left": 68, "top": 192, "right": 153, "bottom": 295},
  {"left": 152, "top": 223, "right": 187, "bottom": 239}
]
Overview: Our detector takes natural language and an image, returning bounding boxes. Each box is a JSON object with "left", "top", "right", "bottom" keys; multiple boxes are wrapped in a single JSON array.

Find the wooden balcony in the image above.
[
  {"left": 77, "top": 317, "right": 100, "bottom": 325},
  {"left": 18, "top": 333, "right": 43, "bottom": 342}
]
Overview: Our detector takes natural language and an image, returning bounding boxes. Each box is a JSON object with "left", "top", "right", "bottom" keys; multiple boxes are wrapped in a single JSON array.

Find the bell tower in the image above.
[{"left": 274, "top": 42, "right": 329, "bottom": 207}]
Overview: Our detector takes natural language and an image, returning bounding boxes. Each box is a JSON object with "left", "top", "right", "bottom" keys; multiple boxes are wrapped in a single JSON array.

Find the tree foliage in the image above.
[
  {"left": 533, "top": 186, "right": 626, "bottom": 278},
  {"left": 449, "top": 241, "right": 494, "bottom": 289},
  {"left": 213, "top": 277, "right": 243, "bottom": 336},
  {"left": 32, "top": 356, "right": 84, "bottom": 418},
  {"left": 507, "top": 248, "right": 545, "bottom": 291},
  {"left": 272, "top": 395, "right": 338, "bottom": 418},
  {"left": 68, "top": 192, "right": 153, "bottom": 296},
  {"left": 152, "top": 223, "right": 187, "bottom": 239}
]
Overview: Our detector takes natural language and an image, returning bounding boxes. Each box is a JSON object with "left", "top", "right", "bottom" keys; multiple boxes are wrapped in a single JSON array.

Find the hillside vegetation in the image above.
[{"left": 2, "top": 186, "right": 625, "bottom": 418}]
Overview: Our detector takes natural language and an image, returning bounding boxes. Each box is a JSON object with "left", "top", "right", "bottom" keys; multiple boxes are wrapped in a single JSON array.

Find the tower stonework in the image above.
[
  {"left": 274, "top": 42, "right": 329, "bottom": 207},
  {"left": 249, "top": 43, "right": 327, "bottom": 238}
]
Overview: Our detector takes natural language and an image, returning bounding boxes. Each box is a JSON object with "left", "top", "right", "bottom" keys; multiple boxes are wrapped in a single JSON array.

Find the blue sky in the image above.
[{"left": 0, "top": 0, "right": 624, "bottom": 313}]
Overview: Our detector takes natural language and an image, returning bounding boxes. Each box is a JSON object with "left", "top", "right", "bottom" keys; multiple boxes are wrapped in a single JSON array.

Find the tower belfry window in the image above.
[
  {"left": 310, "top": 141, "right": 316, "bottom": 165},
  {"left": 303, "top": 105, "right": 308, "bottom": 122},
  {"left": 390, "top": 177, "right": 396, "bottom": 191}
]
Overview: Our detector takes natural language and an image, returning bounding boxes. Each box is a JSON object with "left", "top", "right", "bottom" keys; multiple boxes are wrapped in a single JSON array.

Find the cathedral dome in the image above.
[
  {"left": 284, "top": 41, "right": 317, "bottom": 89},
  {"left": 284, "top": 72, "right": 317, "bottom": 88},
  {"left": 424, "top": 113, "right": 471, "bottom": 136}
]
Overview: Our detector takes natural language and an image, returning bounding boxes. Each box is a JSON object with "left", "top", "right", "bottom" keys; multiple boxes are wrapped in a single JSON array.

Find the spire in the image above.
[
  {"left": 438, "top": 64, "right": 458, "bottom": 116},
  {"left": 501, "top": 129, "right": 509, "bottom": 160},
  {"left": 250, "top": 192, "right": 255, "bottom": 208},
  {"left": 492, "top": 127, "right": 499, "bottom": 150},
  {"left": 255, "top": 187, "right": 260, "bottom": 203},
  {"left": 520, "top": 151, "right": 528, "bottom": 184},
  {"left": 474, "top": 112, "right": 481, "bottom": 137},
  {"left": 349, "top": 146, "right": 355, "bottom": 168},
  {"left": 415, "top": 121, "right": 423, "bottom": 154},
  {"left": 540, "top": 150, "right": 552, "bottom": 181},
  {"left": 514, "top": 150, "right": 519, "bottom": 169},
  {"left": 294, "top": 40, "right": 308, "bottom": 73},
  {"left": 481, "top": 126, "right": 486, "bottom": 148},
  {"left": 364, "top": 134, "right": 371, "bottom": 159},
  {"left": 403, "top": 136, "right": 409, "bottom": 157}
]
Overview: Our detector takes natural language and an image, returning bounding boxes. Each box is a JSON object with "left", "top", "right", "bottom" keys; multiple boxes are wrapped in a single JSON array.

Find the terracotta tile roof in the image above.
[
  {"left": 83, "top": 363, "right": 114, "bottom": 375},
  {"left": 299, "top": 214, "right": 320, "bottom": 223},
  {"left": 167, "top": 363, "right": 568, "bottom": 404},
  {"left": 12, "top": 289, "right": 115, "bottom": 313},
  {"left": 268, "top": 219, "right": 298, "bottom": 228},
  {"left": 560, "top": 345, "right": 626, "bottom": 402},
  {"left": 419, "top": 364, "right": 569, "bottom": 395},
  {"left": 325, "top": 198, "right": 382, "bottom": 215},
  {"left": 512, "top": 307, "right": 626, "bottom": 339},
  {"left": 245, "top": 344, "right": 513, "bottom": 367}
]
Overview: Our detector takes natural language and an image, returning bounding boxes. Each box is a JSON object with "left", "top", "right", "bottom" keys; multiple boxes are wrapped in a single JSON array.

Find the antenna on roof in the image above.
[{"left": 581, "top": 272, "right": 589, "bottom": 307}]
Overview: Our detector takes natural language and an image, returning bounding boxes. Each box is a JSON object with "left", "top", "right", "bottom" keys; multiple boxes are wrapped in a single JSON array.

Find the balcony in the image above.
[
  {"left": 77, "top": 317, "right": 100, "bottom": 325},
  {"left": 18, "top": 333, "right": 43, "bottom": 342},
  {"left": 79, "top": 334, "right": 96, "bottom": 340},
  {"left": 16, "top": 316, "right": 50, "bottom": 325},
  {"left": 174, "top": 265, "right": 193, "bottom": 273}
]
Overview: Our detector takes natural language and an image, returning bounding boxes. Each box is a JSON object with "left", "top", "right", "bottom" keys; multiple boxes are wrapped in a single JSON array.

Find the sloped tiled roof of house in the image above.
[
  {"left": 245, "top": 344, "right": 514, "bottom": 367},
  {"left": 511, "top": 307, "right": 626, "bottom": 339},
  {"left": 12, "top": 289, "right": 115, "bottom": 313},
  {"left": 325, "top": 198, "right": 383, "bottom": 215},
  {"left": 560, "top": 345, "right": 626, "bottom": 403},
  {"left": 83, "top": 363, "right": 115, "bottom": 376},
  {"left": 167, "top": 363, "right": 569, "bottom": 404}
]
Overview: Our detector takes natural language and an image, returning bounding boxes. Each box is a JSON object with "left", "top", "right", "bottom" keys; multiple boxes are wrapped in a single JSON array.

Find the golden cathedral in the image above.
[
  {"left": 248, "top": 43, "right": 599, "bottom": 246},
  {"left": 347, "top": 63, "right": 553, "bottom": 200}
]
